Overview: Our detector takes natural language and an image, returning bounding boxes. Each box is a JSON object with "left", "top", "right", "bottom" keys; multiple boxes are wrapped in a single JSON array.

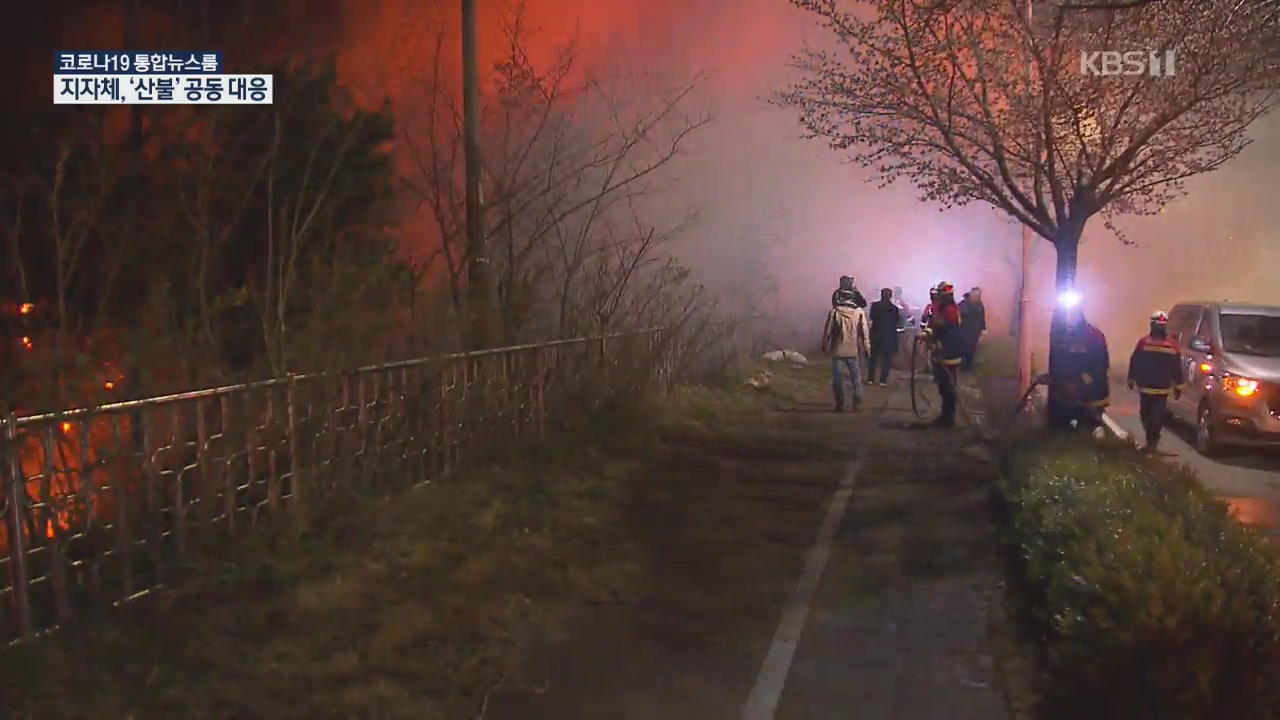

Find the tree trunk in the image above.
[
  {"left": 1015, "top": 224, "right": 1033, "bottom": 395},
  {"left": 1046, "top": 223, "right": 1084, "bottom": 429}
]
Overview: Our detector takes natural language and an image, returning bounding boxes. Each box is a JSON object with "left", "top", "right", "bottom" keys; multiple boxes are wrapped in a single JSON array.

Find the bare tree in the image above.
[
  {"left": 403, "top": 6, "right": 711, "bottom": 345},
  {"left": 776, "top": 0, "right": 1279, "bottom": 411}
]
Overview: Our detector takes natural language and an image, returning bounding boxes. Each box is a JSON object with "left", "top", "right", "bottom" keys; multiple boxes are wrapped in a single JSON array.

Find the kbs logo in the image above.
[{"left": 1079, "top": 50, "right": 1176, "bottom": 77}]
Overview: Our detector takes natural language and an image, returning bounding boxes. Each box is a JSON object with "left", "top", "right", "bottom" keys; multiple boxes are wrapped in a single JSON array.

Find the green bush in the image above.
[{"left": 1001, "top": 437, "right": 1280, "bottom": 720}]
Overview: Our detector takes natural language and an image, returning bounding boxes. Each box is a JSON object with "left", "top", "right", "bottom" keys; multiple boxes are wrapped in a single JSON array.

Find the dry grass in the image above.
[
  {"left": 976, "top": 334, "right": 1018, "bottom": 379},
  {"left": 0, "top": 365, "right": 819, "bottom": 720}
]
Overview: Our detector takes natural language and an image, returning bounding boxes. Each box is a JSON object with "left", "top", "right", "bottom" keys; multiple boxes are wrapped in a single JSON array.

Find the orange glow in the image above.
[
  {"left": 60, "top": 422, "right": 73, "bottom": 433},
  {"left": 20, "top": 336, "right": 32, "bottom": 350},
  {"left": 103, "top": 381, "right": 115, "bottom": 390},
  {"left": 1224, "top": 376, "right": 1260, "bottom": 397},
  {"left": 19, "top": 302, "right": 34, "bottom": 314},
  {"left": 1199, "top": 363, "right": 1212, "bottom": 373}
]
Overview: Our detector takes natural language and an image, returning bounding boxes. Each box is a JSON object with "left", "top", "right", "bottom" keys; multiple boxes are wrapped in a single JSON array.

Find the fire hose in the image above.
[
  {"left": 1009, "top": 374, "right": 1048, "bottom": 427},
  {"left": 908, "top": 334, "right": 932, "bottom": 418}
]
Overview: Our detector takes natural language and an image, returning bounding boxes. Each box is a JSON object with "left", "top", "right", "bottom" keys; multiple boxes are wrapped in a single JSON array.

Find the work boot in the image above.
[
  {"left": 851, "top": 396, "right": 862, "bottom": 412},
  {"left": 879, "top": 381, "right": 888, "bottom": 388}
]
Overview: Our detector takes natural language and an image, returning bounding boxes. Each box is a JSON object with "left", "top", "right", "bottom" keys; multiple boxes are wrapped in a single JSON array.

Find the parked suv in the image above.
[{"left": 1164, "top": 301, "right": 1280, "bottom": 456}]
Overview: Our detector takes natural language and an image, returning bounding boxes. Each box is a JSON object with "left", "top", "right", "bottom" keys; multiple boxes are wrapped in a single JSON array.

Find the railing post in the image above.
[
  {"left": 111, "top": 417, "right": 133, "bottom": 600},
  {"left": 535, "top": 348, "right": 547, "bottom": 437},
  {"left": 287, "top": 374, "right": 303, "bottom": 516},
  {"left": 170, "top": 405, "right": 188, "bottom": 560},
  {"left": 3, "top": 412, "right": 34, "bottom": 640},
  {"left": 599, "top": 336, "right": 610, "bottom": 404},
  {"left": 79, "top": 416, "right": 102, "bottom": 603},
  {"left": 220, "top": 396, "right": 235, "bottom": 535}
]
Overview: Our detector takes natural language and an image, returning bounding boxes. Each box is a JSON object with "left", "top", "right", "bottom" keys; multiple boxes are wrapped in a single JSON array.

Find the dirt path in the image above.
[{"left": 488, "top": 368, "right": 1011, "bottom": 719}]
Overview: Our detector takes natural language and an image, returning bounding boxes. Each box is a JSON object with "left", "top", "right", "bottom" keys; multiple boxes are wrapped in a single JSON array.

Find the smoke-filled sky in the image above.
[{"left": 6, "top": 0, "right": 1279, "bottom": 356}]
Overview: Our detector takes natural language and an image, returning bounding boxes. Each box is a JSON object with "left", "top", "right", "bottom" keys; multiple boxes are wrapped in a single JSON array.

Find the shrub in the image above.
[{"left": 1001, "top": 437, "right": 1280, "bottom": 720}]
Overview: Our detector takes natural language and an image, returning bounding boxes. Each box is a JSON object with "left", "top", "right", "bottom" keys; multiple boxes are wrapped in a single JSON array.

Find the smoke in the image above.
[{"left": 12, "top": 0, "right": 1278, "bottom": 351}]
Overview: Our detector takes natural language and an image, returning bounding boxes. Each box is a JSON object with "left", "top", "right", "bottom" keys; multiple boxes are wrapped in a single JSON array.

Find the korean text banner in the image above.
[
  {"left": 54, "top": 75, "right": 273, "bottom": 105},
  {"left": 54, "top": 51, "right": 223, "bottom": 75}
]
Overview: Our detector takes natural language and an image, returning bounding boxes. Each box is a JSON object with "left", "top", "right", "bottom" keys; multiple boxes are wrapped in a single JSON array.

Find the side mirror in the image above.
[{"left": 1189, "top": 338, "right": 1210, "bottom": 353}]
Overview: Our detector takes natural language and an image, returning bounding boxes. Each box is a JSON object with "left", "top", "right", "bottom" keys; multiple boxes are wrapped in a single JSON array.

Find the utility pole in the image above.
[
  {"left": 461, "top": 0, "right": 494, "bottom": 349},
  {"left": 1015, "top": 0, "right": 1034, "bottom": 393}
]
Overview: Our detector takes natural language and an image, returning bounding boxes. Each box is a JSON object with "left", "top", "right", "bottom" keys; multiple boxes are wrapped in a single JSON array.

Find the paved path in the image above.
[
  {"left": 490, "top": 369, "right": 1011, "bottom": 719},
  {"left": 770, "top": 379, "right": 1006, "bottom": 720},
  {"left": 1106, "top": 394, "right": 1280, "bottom": 533}
]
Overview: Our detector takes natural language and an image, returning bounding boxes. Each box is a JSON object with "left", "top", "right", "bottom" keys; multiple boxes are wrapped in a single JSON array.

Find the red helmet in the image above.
[
  {"left": 1150, "top": 310, "right": 1169, "bottom": 325},
  {"left": 936, "top": 282, "right": 955, "bottom": 295}
]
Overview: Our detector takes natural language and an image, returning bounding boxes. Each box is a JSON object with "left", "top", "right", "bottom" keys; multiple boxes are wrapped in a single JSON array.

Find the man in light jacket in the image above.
[{"left": 822, "top": 288, "right": 870, "bottom": 412}]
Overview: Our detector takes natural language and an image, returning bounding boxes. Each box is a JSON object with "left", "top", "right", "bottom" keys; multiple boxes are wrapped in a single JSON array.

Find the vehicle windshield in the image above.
[{"left": 1219, "top": 313, "right": 1280, "bottom": 357}]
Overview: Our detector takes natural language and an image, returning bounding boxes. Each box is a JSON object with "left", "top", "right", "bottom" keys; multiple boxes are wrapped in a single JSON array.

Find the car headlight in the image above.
[{"left": 1222, "top": 374, "right": 1260, "bottom": 398}]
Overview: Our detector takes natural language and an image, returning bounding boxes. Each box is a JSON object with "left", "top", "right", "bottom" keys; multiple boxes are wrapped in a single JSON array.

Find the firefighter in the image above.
[
  {"left": 1045, "top": 295, "right": 1111, "bottom": 431},
  {"left": 921, "top": 281, "right": 963, "bottom": 427},
  {"left": 1126, "top": 310, "right": 1183, "bottom": 451},
  {"left": 919, "top": 284, "right": 940, "bottom": 328}
]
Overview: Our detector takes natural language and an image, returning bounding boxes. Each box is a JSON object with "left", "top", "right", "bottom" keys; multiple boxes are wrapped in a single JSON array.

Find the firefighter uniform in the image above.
[
  {"left": 923, "top": 284, "right": 964, "bottom": 427},
  {"left": 1127, "top": 320, "right": 1183, "bottom": 450},
  {"left": 1048, "top": 320, "right": 1111, "bottom": 430}
]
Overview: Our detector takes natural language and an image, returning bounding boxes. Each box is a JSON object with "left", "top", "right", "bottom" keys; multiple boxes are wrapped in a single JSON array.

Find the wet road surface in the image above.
[{"left": 1106, "top": 394, "right": 1280, "bottom": 534}]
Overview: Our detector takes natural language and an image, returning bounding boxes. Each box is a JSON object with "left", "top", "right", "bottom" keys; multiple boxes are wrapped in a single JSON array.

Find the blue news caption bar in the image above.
[{"left": 54, "top": 51, "right": 223, "bottom": 75}]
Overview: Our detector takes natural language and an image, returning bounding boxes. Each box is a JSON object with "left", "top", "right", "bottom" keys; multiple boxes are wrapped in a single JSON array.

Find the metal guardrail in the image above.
[{"left": 0, "top": 328, "right": 693, "bottom": 643}]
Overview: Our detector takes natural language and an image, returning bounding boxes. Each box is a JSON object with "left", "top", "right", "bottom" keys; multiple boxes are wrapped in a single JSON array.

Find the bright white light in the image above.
[{"left": 1058, "top": 289, "right": 1082, "bottom": 308}]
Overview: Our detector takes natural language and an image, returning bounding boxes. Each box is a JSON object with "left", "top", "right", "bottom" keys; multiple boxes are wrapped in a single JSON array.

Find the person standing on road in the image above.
[
  {"left": 921, "top": 282, "right": 964, "bottom": 427},
  {"left": 958, "top": 287, "right": 987, "bottom": 371},
  {"left": 831, "top": 275, "right": 868, "bottom": 310},
  {"left": 1126, "top": 310, "right": 1184, "bottom": 452},
  {"left": 1045, "top": 301, "right": 1111, "bottom": 432},
  {"left": 867, "top": 288, "right": 901, "bottom": 387},
  {"left": 822, "top": 287, "right": 870, "bottom": 412}
]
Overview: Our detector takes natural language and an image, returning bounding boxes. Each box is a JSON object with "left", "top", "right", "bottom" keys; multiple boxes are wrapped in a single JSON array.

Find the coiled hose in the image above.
[{"left": 909, "top": 334, "right": 932, "bottom": 418}]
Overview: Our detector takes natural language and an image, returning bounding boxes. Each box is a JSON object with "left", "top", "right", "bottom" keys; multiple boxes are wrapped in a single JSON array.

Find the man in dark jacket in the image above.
[
  {"left": 1046, "top": 302, "right": 1110, "bottom": 431},
  {"left": 831, "top": 276, "right": 868, "bottom": 309},
  {"left": 958, "top": 287, "right": 986, "bottom": 371},
  {"left": 866, "top": 288, "right": 902, "bottom": 386},
  {"left": 1127, "top": 310, "right": 1183, "bottom": 452}
]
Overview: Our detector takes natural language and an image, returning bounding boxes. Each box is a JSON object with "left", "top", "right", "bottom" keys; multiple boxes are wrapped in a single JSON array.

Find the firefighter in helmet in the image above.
[
  {"left": 1045, "top": 291, "right": 1111, "bottom": 431},
  {"left": 1126, "top": 310, "right": 1183, "bottom": 451},
  {"left": 920, "top": 281, "right": 964, "bottom": 427},
  {"left": 920, "top": 283, "right": 942, "bottom": 328}
]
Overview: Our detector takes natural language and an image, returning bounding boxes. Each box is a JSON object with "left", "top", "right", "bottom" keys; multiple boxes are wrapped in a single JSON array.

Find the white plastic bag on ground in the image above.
[
  {"left": 781, "top": 350, "right": 808, "bottom": 366},
  {"left": 762, "top": 349, "right": 808, "bottom": 366}
]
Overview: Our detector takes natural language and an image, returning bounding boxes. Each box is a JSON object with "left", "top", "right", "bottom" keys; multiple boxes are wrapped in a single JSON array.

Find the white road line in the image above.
[
  {"left": 741, "top": 455, "right": 864, "bottom": 720},
  {"left": 1102, "top": 412, "right": 1132, "bottom": 442}
]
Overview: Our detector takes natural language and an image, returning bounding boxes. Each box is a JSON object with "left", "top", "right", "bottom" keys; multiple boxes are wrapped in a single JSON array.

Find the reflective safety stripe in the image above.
[
  {"left": 1138, "top": 387, "right": 1171, "bottom": 395},
  {"left": 1084, "top": 397, "right": 1110, "bottom": 407},
  {"left": 943, "top": 358, "right": 962, "bottom": 366},
  {"left": 1141, "top": 344, "right": 1179, "bottom": 355}
]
